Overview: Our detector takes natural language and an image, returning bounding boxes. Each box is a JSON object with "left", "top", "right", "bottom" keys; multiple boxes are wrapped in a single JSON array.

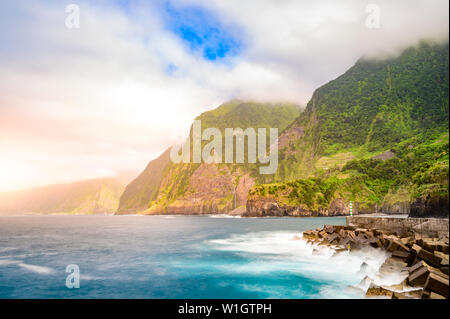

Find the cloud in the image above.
[{"left": 0, "top": 0, "right": 448, "bottom": 191}]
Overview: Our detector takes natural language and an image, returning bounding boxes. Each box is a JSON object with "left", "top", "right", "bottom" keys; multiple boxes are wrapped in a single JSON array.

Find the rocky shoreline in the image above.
[{"left": 301, "top": 223, "right": 449, "bottom": 299}]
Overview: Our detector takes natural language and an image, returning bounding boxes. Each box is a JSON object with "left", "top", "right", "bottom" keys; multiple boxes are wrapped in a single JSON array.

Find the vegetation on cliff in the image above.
[
  {"left": 117, "top": 101, "right": 301, "bottom": 214},
  {"left": 250, "top": 41, "right": 449, "bottom": 215},
  {"left": 0, "top": 178, "right": 124, "bottom": 215}
]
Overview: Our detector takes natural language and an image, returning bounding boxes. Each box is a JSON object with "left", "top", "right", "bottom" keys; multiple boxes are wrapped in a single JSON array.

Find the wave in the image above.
[
  {"left": 0, "top": 259, "right": 20, "bottom": 266},
  {"left": 18, "top": 263, "right": 55, "bottom": 275},
  {"left": 208, "top": 231, "right": 393, "bottom": 298}
]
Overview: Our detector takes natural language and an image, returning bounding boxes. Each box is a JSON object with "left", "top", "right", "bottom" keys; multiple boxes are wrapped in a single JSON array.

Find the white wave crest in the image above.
[
  {"left": 18, "top": 263, "right": 55, "bottom": 275},
  {"left": 208, "top": 230, "right": 392, "bottom": 298}
]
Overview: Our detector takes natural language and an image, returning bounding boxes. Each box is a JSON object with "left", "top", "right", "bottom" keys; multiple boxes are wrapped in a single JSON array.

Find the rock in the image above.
[
  {"left": 424, "top": 272, "right": 449, "bottom": 298},
  {"left": 387, "top": 239, "right": 410, "bottom": 253},
  {"left": 347, "top": 230, "right": 356, "bottom": 240},
  {"left": 368, "top": 238, "right": 383, "bottom": 248},
  {"left": 366, "top": 284, "right": 394, "bottom": 298},
  {"left": 327, "top": 233, "right": 338, "bottom": 243},
  {"left": 436, "top": 243, "right": 449, "bottom": 254},
  {"left": 324, "top": 225, "right": 335, "bottom": 234},
  {"left": 319, "top": 230, "right": 328, "bottom": 238},
  {"left": 421, "top": 290, "right": 431, "bottom": 299},
  {"left": 392, "top": 250, "right": 409, "bottom": 259},
  {"left": 418, "top": 248, "right": 442, "bottom": 267},
  {"left": 303, "top": 230, "right": 319, "bottom": 240},
  {"left": 429, "top": 292, "right": 446, "bottom": 299},
  {"left": 434, "top": 251, "right": 449, "bottom": 266},
  {"left": 339, "top": 237, "right": 351, "bottom": 247},
  {"left": 439, "top": 266, "right": 449, "bottom": 275},
  {"left": 408, "top": 265, "right": 430, "bottom": 287},
  {"left": 392, "top": 292, "right": 414, "bottom": 299},
  {"left": 409, "top": 194, "right": 449, "bottom": 218},
  {"left": 409, "top": 260, "right": 428, "bottom": 273},
  {"left": 405, "top": 289, "right": 422, "bottom": 299},
  {"left": 355, "top": 228, "right": 368, "bottom": 235},
  {"left": 364, "top": 230, "right": 375, "bottom": 238},
  {"left": 400, "top": 236, "right": 415, "bottom": 247},
  {"left": 406, "top": 245, "right": 421, "bottom": 266}
]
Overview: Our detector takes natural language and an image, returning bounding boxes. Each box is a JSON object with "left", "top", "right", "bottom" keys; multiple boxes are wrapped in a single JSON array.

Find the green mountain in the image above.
[
  {"left": 248, "top": 41, "right": 449, "bottom": 217},
  {"left": 117, "top": 101, "right": 301, "bottom": 214},
  {"left": 117, "top": 147, "right": 172, "bottom": 214},
  {"left": 0, "top": 178, "right": 125, "bottom": 215}
]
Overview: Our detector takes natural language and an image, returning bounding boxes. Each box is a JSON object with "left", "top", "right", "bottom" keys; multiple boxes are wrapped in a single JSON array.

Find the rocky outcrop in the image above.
[
  {"left": 409, "top": 195, "right": 449, "bottom": 218},
  {"left": 244, "top": 196, "right": 352, "bottom": 217}
]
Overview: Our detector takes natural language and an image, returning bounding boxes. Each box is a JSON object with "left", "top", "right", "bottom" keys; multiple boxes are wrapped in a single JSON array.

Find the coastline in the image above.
[{"left": 299, "top": 217, "right": 449, "bottom": 299}]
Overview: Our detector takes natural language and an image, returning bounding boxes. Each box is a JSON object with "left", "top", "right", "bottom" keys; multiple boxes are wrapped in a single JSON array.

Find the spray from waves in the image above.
[
  {"left": 18, "top": 263, "right": 55, "bottom": 275},
  {"left": 208, "top": 231, "right": 393, "bottom": 298}
]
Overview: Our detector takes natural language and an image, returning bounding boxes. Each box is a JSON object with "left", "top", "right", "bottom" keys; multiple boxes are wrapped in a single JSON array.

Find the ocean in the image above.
[{"left": 0, "top": 215, "right": 389, "bottom": 299}]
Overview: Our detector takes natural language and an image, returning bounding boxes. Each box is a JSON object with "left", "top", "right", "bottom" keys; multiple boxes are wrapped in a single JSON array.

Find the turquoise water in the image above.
[{"left": 0, "top": 215, "right": 385, "bottom": 299}]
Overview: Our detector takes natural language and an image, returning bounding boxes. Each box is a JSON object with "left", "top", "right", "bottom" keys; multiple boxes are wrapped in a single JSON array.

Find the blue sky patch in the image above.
[{"left": 162, "top": 1, "right": 243, "bottom": 61}]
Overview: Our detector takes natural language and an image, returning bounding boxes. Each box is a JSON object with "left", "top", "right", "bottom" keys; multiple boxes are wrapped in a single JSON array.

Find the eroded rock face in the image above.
[
  {"left": 381, "top": 201, "right": 410, "bottom": 215},
  {"left": 409, "top": 195, "right": 449, "bottom": 218},
  {"left": 146, "top": 164, "right": 256, "bottom": 215},
  {"left": 244, "top": 196, "right": 352, "bottom": 217}
]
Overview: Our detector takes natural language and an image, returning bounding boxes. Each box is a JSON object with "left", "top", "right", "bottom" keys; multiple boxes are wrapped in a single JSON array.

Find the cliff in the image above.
[
  {"left": 117, "top": 101, "right": 300, "bottom": 214},
  {"left": 0, "top": 178, "right": 124, "bottom": 215},
  {"left": 246, "top": 41, "right": 449, "bottom": 217}
]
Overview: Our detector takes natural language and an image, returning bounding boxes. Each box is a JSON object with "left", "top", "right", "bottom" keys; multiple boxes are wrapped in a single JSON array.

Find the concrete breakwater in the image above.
[
  {"left": 301, "top": 217, "right": 449, "bottom": 299},
  {"left": 347, "top": 216, "right": 449, "bottom": 238}
]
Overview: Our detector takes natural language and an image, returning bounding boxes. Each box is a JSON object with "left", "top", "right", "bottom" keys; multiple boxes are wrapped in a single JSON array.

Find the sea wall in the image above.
[{"left": 347, "top": 216, "right": 449, "bottom": 238}]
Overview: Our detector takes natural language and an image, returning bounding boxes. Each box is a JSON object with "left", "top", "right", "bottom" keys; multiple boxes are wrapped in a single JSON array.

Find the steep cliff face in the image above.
[
  {"left": 118, "top": 101, "right": 300, "bottom": 214},
  {"left": 409, "top": 195, "right": 449, "bottom": 218},
  {"left": 0, "top": 178, "right": 124, "bottom": 215},
  {"left": 250, "top": 41, "right": 449, "bottom": 217},
  {"left": 117, "top": 148, "right": 171, "bottom": 214}
]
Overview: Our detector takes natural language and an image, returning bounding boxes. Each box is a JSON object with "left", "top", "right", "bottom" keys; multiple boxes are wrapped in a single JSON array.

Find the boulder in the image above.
[
  {"left": 369, "top": 238, "right": 383, "bottom": 248},
  {"left": 324, "top": 225, "right": 335, "bottom": 234},
  {"left": 327, "top": 233, "right": 338, "bottom": 244},
  {"left": 303, "top": 230, "right": 319, "bottom": 240},
  {"left": 434, "top": 251, "right": 449, "bottom": 266},
  {"left": 429, "top": 292, "right": 446, "bottom": 299},
  {"left": 424, "top": 272, "right": 449, "bottom": 298},
  {"left": 392, "top": 250, "right": 409, "bottom": 259},
  {"left": 421, "top": 290, "right": 430, "bottom": 299},
  {"left": 439, "top": 266, "right": 449, "bottom": 275},
  {"left": 418, "top": 248, "right": 442, "bottom": 267},
  {"left": 409, "top": 260, "right": 429, "bottom": 273},
  {"left": 319, "top": 230, "right": 328, "bottom": 239},
  {"left": 387, "top": 239, "right": 410, "bottom": 253},
  {"left": 408, "top": 265, "right": 430, "bottom": 287}
]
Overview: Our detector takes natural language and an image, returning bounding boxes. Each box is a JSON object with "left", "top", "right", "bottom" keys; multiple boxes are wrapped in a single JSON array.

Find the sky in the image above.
[{"left": 0, "top": 0, "right": 448, "bottom": 192}]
